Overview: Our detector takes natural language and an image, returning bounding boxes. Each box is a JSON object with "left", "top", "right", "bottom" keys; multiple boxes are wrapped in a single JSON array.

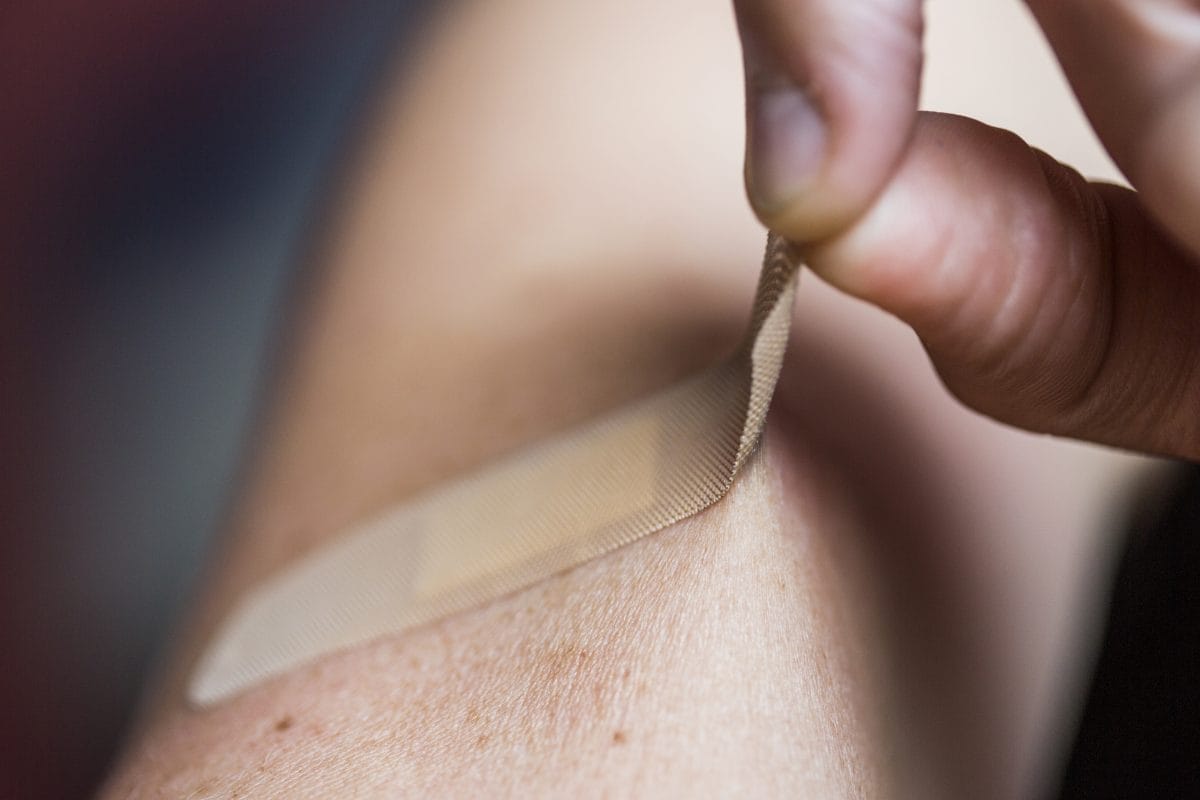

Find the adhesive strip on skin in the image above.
[{"left": 189, "top": 233, "right": 802, "bottom": 706}]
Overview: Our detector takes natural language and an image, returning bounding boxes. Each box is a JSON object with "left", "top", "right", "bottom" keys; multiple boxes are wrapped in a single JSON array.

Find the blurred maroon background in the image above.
[{"left": 0, "top": 2, "right": 424, "bottom": 796}]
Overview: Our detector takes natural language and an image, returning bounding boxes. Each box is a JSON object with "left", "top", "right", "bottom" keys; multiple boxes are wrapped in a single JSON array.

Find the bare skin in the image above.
[{"left": 101, "top": 1, "right": 1148, "bottom": 797}]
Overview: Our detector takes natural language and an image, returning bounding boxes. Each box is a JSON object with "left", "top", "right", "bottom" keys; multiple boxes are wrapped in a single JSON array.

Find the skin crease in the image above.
[{"left": 102, "top": 0, "right": 1150, "bottom": 797}]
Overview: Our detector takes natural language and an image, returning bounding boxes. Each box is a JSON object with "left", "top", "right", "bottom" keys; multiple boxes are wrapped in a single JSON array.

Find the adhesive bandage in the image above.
[{"left": 190, "top": 234, "right": 801, "bottom": 706}]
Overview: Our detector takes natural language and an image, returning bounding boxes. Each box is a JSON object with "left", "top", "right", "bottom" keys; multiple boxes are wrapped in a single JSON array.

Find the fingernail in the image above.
[{"left": 746, "top": 84, "right": 825, "bottom": 213}]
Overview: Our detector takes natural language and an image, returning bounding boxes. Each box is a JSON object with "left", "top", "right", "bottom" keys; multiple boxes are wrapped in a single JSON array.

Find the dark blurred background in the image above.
[{"left": 0, "top": 3, "right": 427, "bottom": 796}]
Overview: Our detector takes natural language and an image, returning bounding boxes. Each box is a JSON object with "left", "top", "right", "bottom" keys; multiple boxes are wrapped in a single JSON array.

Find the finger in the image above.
[
  {"left": 1026, "top": 0, "right": 1200, "bottom": 255},
  {"left": 733, "top": 0, "right": 924, "bottom": 242},
  {"left": 804, "top": 112, "right": 1200, "bottom": 458}
]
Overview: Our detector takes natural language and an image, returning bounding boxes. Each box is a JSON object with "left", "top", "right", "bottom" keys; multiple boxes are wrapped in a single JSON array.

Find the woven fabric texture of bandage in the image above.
[{"left": 190, "top": 233, "right": 802, "bottom": 705}]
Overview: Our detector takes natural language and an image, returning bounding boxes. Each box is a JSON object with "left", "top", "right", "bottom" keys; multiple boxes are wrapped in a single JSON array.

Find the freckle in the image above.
[
  {"left": 465, "top": 706, "right": 481, "bottom": 724},
  {"left": 612, "top": 730, "right": 627, "bottom": 745},
  {"left": 590, "top": 680, "right": 607, "bottom": 712},
  {"left": 621, "top": 668, "right": 631, "bottom": 680},
  {"left": 475, "top": 733, "right": 490, "bottom": 749},
  {"left": 274, "top": 715, "right": 294, "bottom": 732},
  {"left": 579, "top": 648, "right": 589, "bottom": 659}
]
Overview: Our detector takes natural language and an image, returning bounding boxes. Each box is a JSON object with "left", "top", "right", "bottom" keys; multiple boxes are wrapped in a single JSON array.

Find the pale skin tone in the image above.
[{"left": 101, "top": 0, "right": 1190, "bottom": 797}]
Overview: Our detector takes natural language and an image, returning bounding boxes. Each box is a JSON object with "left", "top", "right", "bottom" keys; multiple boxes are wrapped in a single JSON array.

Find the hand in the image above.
[{"left": 735, "top": 0, "right": 1200, "bottom": 460}]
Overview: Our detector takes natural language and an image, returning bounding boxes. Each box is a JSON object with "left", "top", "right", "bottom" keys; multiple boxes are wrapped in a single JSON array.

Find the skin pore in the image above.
[{"left": 101, "top": 0, "right": 1147, "bottom": 797}]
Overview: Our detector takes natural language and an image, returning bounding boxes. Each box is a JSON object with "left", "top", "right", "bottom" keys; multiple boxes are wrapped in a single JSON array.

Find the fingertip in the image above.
[
  {"left": 744, "top": 83, "right": 827, "bottom": 218},
  {"left": 736, "top": 0, "right": 924, "bottom": 244}
]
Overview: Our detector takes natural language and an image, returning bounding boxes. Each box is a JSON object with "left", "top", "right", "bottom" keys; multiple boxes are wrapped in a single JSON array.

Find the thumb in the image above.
[{"left": 804, "top": 113, "right": 1200, "bottom": 459}]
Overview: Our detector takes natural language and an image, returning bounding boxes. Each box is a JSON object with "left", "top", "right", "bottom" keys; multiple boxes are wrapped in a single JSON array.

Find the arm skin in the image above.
[{"left": 100, "top": 1, "right": 1147, "bottom": 797}]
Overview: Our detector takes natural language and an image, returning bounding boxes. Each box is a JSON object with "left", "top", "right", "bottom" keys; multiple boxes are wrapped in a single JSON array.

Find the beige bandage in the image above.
[{"left": 189, "top": 234, "right": 801, "bottom": 706}]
